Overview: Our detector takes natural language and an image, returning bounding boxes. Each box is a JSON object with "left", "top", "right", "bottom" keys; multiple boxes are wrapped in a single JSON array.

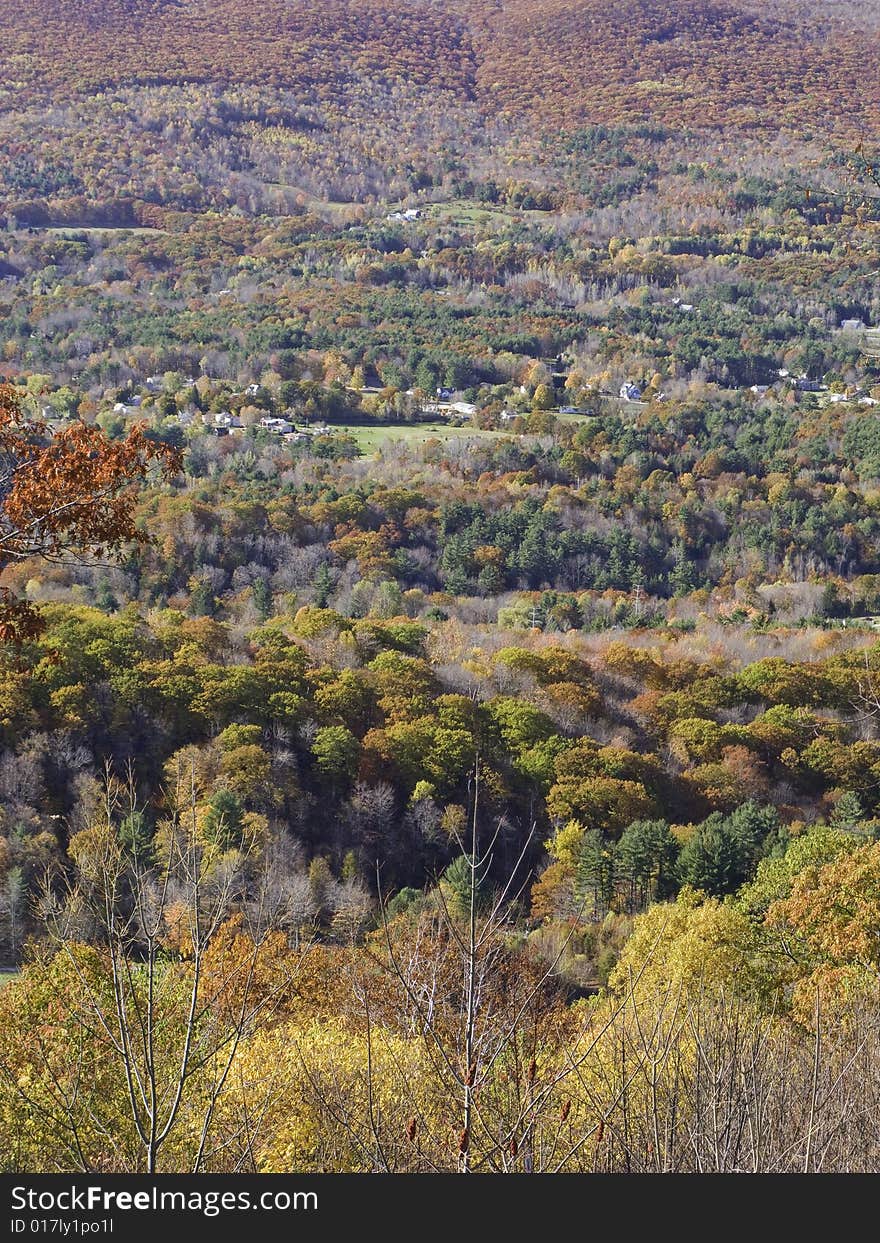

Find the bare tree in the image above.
[
  {"left": 297, "top": 761, "right": 632, "bottom": 1172},
  {"left": 32, "top": 764, "right": 297, "bottom": 1173}
]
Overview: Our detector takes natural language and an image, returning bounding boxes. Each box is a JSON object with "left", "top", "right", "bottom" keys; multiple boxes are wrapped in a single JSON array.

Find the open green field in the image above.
[
  {"left": 423, "top": 199, "right": 555, "bottom": 231},
  {"left": 337, "top": 421, "right": 500, "bottom": 452},
  {"left": 0, "top": 971, "right": 19, "bottom": 987},
  {"left": 331, "top": 414, "right": 607, "bottom": 452},
  {"left": 554, "top": 409, "right": 600, "bottom": 424}
]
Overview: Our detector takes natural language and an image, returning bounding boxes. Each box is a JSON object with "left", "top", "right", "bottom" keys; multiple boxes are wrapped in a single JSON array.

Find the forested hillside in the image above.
[
  {"left": 3, "top": 0, "right": 877, "bottom": 133},
  {"left": 0, "top": 0, "right": 877, "bottom": 219},
  {"left": 2, "top": 0, "right": 880, "bottom": 1177}
]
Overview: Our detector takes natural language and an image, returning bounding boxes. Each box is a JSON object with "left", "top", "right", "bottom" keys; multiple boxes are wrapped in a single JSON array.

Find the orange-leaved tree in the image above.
[{"left": 0, "top": 384, "right": 181, "bottom": 643}]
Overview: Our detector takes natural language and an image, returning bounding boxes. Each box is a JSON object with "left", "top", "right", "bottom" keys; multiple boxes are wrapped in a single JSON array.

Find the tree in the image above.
[
  {"left": 188, "top": 579, "right": 216, "bottom": 618},
  {"left": 118, "top": 810, "right": 151, "bottom": 858},
  {"left": 374, "top": 767, "right": 585, "bottom": 1172},
  {"left": 767, "top": 841, "right": 880, "bottom": 979},
  {"left": 20, "top": 771, "right": 293, "bottom": 1173},
  {"left": 532, "top": 383, "right": 555, "bottom": 411},
  {"left": 202, "top": 789, "right": 245, "bottom": 851},
  {"left": 0, "top": 865, "right": 24, "bottom": 964},
  {"left": 0, "top": 386, "right": 180, "bottom": 644},
  {"left": 831, "top": 790, "right": 865, "bottom": 831},
  {"left": 546, "top": 775, "right": 657, "bottom": 836},
  {"left": 251, "top": 576, "right": 272, "bottom": 620},
  {"left": 311, "top": 726, "right": 360, "bottom": 788},
  {"left": 575, "top": 828, "right": 615, "bottom": 916},
  {"left": 312, "top": 562, "right": 333, "bottom": 608},
  {"left": 678, "top": 802, "right": 779, "bottom": 897},
  {"left": 439, "top": 852, "right": 480, "bottom": 920},
  {"left": 736, "top": 823, "right": 859, "bottom": 923},
  {"left": 608, "top": 887, "right": 760, "bottom": 1006},
  {"left": 615, "top": 818, "right": 680, "bottom": 911}
]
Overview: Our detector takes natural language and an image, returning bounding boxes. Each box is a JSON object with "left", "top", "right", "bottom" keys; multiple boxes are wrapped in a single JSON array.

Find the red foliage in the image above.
[
  {"left": 0, "top": 385, "right": 181, "bottom": 643},
  {"left": 0, "top": 0, "right": 872, "bottom": 137}
]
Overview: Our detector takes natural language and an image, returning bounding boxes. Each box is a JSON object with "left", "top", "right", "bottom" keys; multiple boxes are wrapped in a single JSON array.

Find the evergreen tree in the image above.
[
  {"left": 252, "top": 576, "right": 272, "bottom": 620},
  {"left": 616, "top": 818, "right": 679, "bottom": 911},
  {"left": 203, "top": 790, "right": 245, "bottom": 851},
  {"left": 575, "top": 829, "right": 614, "bottom": 916},
  {"left": 313, "top": 563, "right": 333, "bottom": 608},
  {"left": 119, "top": 811, "right": 152, "bottom": 858}
]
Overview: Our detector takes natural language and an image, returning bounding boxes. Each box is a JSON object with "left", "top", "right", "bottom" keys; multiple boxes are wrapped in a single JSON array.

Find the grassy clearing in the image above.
[
  {"left": 554, "top": 409, "right": 600, "bottom": 424},
  {"left": 333, "top": 416, "right": 611, "bottom": 451},
  {"left": 336, "top": 421, "right": 499, "bottom": 452},
  {"left": 266, "top": 183, "right": 356, "bottom": 222},
  {"left": 0, "top": 971, "right": 19, "bottom": 987},
  {"left": 423, "top": 199, "right": 553, "bottom": 230}
]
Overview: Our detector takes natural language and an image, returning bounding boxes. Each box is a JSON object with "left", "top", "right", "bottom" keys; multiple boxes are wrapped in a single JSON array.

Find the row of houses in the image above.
[{"left": 208, "top": 413, "right": 333, "bottom": 438}]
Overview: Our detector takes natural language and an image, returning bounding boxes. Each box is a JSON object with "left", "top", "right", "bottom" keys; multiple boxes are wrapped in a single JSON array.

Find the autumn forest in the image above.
[{"left": 1, "top": 0, "right": 880, "bottom": 1178}]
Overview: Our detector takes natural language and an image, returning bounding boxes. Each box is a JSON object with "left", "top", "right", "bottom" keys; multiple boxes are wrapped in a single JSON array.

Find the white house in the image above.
[
  {"left": 260, "top": 416, "right": 293, "bottom": 434},
  {"left": 619, "top": 382, "right": 641, "bottom": 402}
]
